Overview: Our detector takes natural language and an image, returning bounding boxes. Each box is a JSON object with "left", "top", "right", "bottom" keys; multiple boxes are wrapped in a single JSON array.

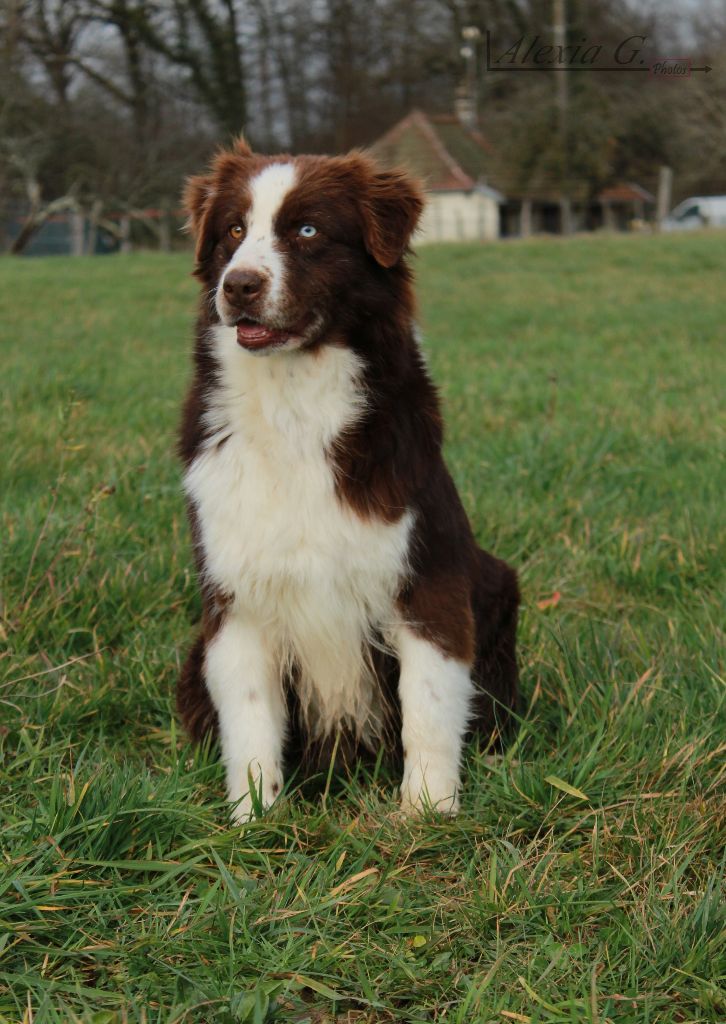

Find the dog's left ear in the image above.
[{"left": 360, "top": 166, "right": 424, "bottom": 268}]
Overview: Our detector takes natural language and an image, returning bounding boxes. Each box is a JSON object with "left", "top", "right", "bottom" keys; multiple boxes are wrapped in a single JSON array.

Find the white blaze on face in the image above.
[{"left": 217, "top": 162, "right": 297, "bottom": 324}]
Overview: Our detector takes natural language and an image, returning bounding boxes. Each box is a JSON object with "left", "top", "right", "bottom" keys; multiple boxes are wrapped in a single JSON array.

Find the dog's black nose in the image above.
[{"left": 223, "top": 269, "right": 265, "bottom": 306}]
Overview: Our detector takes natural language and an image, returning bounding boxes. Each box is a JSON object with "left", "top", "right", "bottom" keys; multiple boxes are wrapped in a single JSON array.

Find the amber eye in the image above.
[{"left": 229, "top": 224, "right": 244, "bottom": 240}]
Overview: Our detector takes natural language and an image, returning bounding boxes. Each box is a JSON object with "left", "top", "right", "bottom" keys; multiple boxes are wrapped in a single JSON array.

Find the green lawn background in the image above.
[{"left": 1, "top": 233, "right": 724, "bottom": 1022}]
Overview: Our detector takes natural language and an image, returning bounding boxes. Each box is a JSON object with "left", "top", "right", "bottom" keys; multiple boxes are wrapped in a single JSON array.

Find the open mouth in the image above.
[{"left": 235, "top": 316, "right": 293, "bottom": 351}]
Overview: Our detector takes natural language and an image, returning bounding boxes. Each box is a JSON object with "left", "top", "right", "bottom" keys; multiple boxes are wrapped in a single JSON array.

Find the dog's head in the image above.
[{"left": 184, "top": 137, "right": 424, "bottom": 354}]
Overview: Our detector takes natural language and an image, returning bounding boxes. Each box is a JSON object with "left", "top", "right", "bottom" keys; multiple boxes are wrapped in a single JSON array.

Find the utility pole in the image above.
[
  {"left": 656, "top": 166, "right": 673, "bottom": 231},
  {"left": 553, "top": 0, "right": 572, "bottom": 234}
]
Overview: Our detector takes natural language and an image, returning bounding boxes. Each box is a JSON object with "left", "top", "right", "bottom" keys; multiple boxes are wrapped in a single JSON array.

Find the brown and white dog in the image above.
[{"left": 177, "top": 137, "right": 519, "bottom": 822}]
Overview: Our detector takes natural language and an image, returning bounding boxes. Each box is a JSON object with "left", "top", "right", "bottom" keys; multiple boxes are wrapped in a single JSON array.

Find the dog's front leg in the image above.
[
  {"left": 205, "top": 613, "right": 285, "bottom": 823},
  {"left": 395, "top": 626, "right": 474, "bottom": 815}
]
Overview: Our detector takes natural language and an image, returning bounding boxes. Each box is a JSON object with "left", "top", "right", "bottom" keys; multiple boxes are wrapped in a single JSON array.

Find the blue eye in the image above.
[{"left": 298, "top": 224, "right": 317, "bottom": 238}]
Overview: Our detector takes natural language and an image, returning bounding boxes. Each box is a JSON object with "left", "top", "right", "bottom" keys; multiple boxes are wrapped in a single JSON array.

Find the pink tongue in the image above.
[{"left": 236, "top": 321, "right": 286, "bottom": 349}]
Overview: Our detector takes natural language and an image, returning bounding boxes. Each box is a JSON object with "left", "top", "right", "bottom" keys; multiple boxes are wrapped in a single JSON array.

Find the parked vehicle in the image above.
[{"left": 662, "top": 196, "right": 726, "bottom": 231}]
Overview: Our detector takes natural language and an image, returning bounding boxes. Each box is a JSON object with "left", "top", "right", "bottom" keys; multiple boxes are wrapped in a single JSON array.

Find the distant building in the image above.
[
  {"left": 595, "top": 183, "right": 656, "bottom": 230},
  {"left": 370, "top": 109, "right": 504, "bottom": 243},
  {"left": 371, "top": 109, "right": 656, "bottom": 240},
  {"left": 500, "top": 182, "right": 656, "bottom": 236}
]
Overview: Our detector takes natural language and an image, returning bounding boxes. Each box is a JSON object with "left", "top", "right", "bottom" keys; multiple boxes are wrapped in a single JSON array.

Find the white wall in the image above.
[{"left": 415, "top": 191, "right": 500, "bottom": 243}]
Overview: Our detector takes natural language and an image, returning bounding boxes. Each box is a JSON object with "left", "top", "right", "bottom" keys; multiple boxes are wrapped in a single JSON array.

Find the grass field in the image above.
[{"left": 1, "top": 233, "right": 724, "bottom": 1024}]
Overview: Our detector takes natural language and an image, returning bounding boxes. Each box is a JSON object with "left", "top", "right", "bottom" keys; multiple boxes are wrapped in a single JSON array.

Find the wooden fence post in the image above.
[
  {"left": 520, "top": 199, "right": 532, "bottom": 237},
  {"left": 159, "top": 199, "right": 172, "bottom": 252},
  {"left": 70, "top": 210, "right": 85, "bottom": 256},
  {"left": 87, "top": 199, "right": 103, "bottom": 254},
  {"left": 120, "top": 215, "right": 132, "bottom": 253}
]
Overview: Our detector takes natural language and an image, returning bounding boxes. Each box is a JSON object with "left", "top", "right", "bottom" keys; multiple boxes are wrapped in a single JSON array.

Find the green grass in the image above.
[{"left": 1, "top": 233, "right": 724, "bottom": 1023}]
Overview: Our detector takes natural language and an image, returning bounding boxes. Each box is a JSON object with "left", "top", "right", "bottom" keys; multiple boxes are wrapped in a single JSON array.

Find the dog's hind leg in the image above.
[
  {"left": 470, "top": 549, "right": 520, "bottom": 744},
  {"left": 178, "top": 632, "right": 218, "bottom": 744}
]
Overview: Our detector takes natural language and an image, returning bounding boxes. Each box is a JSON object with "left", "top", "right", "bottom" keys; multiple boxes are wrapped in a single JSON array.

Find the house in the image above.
[
  {"left": 371, "top": 110, "right": 656, "bottom": 240},
  {"left": 370, "top": 109, "right": 504, "bottom": 243}
]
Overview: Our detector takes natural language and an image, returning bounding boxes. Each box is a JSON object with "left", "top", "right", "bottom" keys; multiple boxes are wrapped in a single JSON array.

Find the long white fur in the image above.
[
  {"left": 185, "top": 327, "right": 414, "bottom": 819},
  {"left": 204, "top": 613, "right": 285, "bottom": 818},
  {"left": 186, "top": 165, "right": 474, "bottom": 821}
]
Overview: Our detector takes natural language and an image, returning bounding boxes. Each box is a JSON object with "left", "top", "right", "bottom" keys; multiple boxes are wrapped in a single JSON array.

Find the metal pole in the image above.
[
  {"left": 553, "top": 0, "right": 571, "bottom": 234},
  {"left": 460, "top": 26, "right": 481, "bottom": 130},
  {"left": 656, "top": 166, "right": 673, "bottom": 231}
]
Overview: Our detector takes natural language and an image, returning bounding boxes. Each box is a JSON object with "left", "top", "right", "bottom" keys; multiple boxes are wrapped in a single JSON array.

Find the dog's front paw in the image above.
[
  {"left": 227, "top": 762, "right": 283, "bottom": 824},
  {"left": 400, "top": 760, "right": 460, "bottom": 817}
]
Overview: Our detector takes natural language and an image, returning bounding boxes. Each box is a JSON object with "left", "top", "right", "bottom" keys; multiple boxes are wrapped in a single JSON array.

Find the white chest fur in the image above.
[{"left": 184, "top": 326, "right": 413, "bottom": 736}]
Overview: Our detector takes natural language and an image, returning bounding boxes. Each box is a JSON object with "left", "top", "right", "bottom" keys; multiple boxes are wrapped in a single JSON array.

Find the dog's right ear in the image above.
[
  {"left": 184, "top": 174, "right": 213, "bottom": 240},
  {"left": 183, "top": 173, "right": 217, "bottom": 274}
]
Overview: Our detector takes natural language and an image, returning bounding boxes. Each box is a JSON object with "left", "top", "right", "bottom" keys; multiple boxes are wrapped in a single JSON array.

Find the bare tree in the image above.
[
  {"left": 2, "top": 0, "right": 723, "bottom": 253},
  {"left": 133, "top": 0, "right": 248, "bottom": 136}
]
